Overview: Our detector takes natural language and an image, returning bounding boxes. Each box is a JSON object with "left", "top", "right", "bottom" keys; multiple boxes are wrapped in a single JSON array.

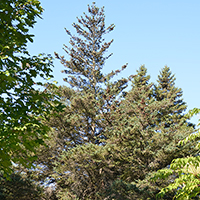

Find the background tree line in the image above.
[{"left": 1, "top": 1, "right": 200, "bottom": 199}]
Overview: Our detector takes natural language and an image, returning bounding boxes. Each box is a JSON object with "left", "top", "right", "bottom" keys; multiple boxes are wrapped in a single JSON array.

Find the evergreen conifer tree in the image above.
[
  {"left": 154, "top": 66, "right": 189, "bottom": 127},
  {"left": 132, "top": 65, "right": 150, "bottom": 87},
  {"left": 44, "top": 3, "right": 131, "bottom": 199},
  {"left": 108, "top": 66, "right": 198, "bottom": 199}
]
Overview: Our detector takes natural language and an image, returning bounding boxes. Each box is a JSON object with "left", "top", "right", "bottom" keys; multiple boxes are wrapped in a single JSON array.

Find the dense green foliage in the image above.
[
  {"left": 154, "top": 108, "right": 200, "bottom": 200},
  {"left": 106, "top": 66, "right": 197, "bottom": 199},
  {"left": 0, "top": 0, "right": 60, "bottom": 175},
  {"left": 154, "top": 66, "right": 188, "bottom": 126},
  {"left": 0, "top": 172, "right": 44, "bottom": 200}
]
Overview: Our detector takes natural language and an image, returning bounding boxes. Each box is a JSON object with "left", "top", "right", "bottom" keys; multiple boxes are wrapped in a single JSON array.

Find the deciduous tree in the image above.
[
  {"left": 0, "top": 0, "right": 59, "bottom": 175},
  {"left": 154, "top": 108, "right": 200, "bottom": 200}
]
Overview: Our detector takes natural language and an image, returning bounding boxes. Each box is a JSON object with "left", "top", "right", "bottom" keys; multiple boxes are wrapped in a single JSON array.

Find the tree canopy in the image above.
[
  {"left": 154, "top": 108, "right": 200, "bottom": 200},
  {"left": 0, "top": 0, "right": 60, "bottom": 175}
]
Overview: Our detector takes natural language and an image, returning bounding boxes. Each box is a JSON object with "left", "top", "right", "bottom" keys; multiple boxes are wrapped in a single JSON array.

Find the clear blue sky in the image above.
[{"left": 28, "top": 0, "right": 200, "bottom": 124}]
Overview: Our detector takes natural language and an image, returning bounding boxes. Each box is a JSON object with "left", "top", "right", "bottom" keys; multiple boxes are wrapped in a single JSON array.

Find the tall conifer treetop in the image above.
[
  {"left": 55, "top": 2, "right": 119, "bottom": 92},
  {"left": 132, "top": 65, "right": 151, "bottom": 87},
  {"left": 54, "top": 2, "right": 130, "bottom": 145},
  {"left": 154, "top": 66, "right": 187, "bottom": 126}
]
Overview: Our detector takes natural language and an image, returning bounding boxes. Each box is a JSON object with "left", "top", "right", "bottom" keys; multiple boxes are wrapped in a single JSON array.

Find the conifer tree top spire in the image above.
[
  {"left": 55, "top": 3, "right": 115, "bottom": 91},
  {"left": 155, "top": 66, "right": 188, "bottom": 126},
  {"left": 157, "top": 66, "right": 176, "bottom": 90},
  {"left": 132, "top": 65, "right": 150, "bottom": 87}
]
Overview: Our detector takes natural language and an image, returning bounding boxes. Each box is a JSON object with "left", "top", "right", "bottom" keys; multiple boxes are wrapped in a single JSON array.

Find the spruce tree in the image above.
[
  {"left": 109, "top": 66, "right": 170, "bottom": 198},
  {"left": 54, "top": 2, "right": 129, "bottom": 145},
  {"left": 154, "top": 66, "right": 189, "bottom": 127},
  {"left": 132, "top": 65, "right": 150, "bottom": 87},
  {"left": 108, "top": 66, "right": 198, "bottom": 199},
  {"left": 42, "top": 3, "right": 131, "bottom": 199}
]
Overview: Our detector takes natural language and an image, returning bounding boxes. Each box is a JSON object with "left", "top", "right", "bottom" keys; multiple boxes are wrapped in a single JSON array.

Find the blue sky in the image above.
[{"left": 28, "top": 0, "right": 200, "bottom": 124}]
